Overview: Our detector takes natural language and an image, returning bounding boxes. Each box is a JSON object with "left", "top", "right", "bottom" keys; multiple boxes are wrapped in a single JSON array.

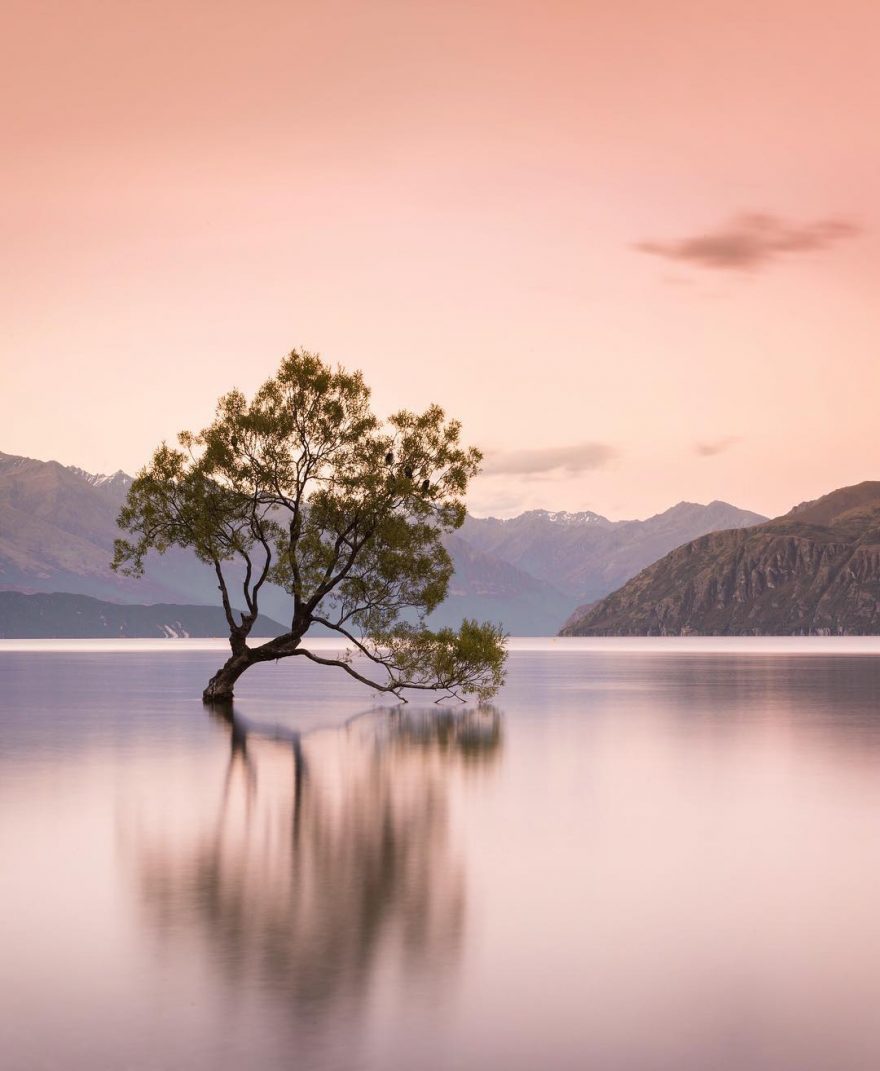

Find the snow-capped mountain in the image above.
[{"left": 65, "top": 465, "right": 133, "bottom": 498}]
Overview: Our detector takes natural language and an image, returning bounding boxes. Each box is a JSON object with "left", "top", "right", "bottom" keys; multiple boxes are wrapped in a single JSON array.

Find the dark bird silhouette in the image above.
[
  {"left": 421, "top": 478, "right": 430, "bottom": 493},
  {"left": 403, "top": 465, "right": 414, "bottom": 480},
  {"left": 385, "top": 452, "right": 394, "bottom": 465}
]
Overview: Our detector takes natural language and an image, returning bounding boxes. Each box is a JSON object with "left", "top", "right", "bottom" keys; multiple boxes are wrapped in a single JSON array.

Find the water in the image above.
[{"left": 3, "top": 638, "right": 880, "bottom": 1070}]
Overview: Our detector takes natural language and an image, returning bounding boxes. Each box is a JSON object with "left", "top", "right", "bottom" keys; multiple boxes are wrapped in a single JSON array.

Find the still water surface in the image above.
[{"left": 2, "top": 638, "right": 880, "bottom": 1070}]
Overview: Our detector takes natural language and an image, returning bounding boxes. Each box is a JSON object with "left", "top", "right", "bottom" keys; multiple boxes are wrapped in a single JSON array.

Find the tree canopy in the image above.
[{"left": 112, "top": 349, "right": 507, "bottom": 703}]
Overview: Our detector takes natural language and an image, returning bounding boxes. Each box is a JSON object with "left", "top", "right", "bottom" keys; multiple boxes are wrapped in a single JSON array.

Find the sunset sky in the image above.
[{"left": 2, "top": 0, "right": 878, "bottom": 520}]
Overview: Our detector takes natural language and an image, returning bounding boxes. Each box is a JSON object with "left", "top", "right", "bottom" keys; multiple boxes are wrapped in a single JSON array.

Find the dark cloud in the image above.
[
  {"left": 636, "top": 213, "right": 860, "bottom": 271},
  {"left": 695, "top": 436, "right": 741, "bottom": 457},
  {"left": 481, "top": 442, "right": 617, "bottom": 477}
]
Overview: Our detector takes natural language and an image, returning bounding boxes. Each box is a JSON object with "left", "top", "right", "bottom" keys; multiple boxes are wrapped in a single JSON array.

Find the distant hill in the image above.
[
  {"left": 0, "top": 450, "right": 764, "bottom": 635},
  {"left": 0, "top": 451, "right": 571, "bottom": 631},
  {"left": 462, "top": 500, "right": 766, "bottom": 603},
  {"left": 0, "top": 592, "right": 286, "bottom": 639},
  {"left": 427, "top": 532, "right": 574, "bottom": 635},
  {"left": 562, "top": 482, "right": 880, "bottom": 636},
  {"left": 0, "top": 451, "right": 204, "bottom": 604}
]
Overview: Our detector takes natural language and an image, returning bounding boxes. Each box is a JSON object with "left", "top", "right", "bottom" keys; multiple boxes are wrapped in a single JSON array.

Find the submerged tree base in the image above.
[
  {"left": 202, "top": 652, "right": 255, "bottom": 704},
  {"left": 202, "top": 634, "right": 304, "bottom": 703}
]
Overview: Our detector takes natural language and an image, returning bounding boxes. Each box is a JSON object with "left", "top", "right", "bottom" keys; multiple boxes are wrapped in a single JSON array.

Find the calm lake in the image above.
[{"left": 3, "top": 638, "right": 880, "bottom": 1070}]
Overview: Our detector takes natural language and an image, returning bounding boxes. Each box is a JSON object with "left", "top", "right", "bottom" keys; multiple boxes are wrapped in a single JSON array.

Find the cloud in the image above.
[
  {"left": 695, "top": 436, "right": 741, "bottom": 457},
  {"left": 636, "top": 213, "right": 860, "bottom": 272},
  {"left": 480, "top": 441, "right": 617, "bottom": 477}
]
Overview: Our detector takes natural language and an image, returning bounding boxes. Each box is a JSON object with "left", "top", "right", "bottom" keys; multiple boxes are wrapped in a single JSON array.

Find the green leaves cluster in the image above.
[{"left": 113, "top": 349, "right": 507, "bottom": 701}]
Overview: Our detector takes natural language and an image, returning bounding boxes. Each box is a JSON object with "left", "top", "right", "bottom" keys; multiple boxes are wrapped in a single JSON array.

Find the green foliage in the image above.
[
  {"left": 113, "top": 348, "right": 507, "bottom": 701},
  {"left": 378, "top": 619, "right": 507, "bottom": 703}
]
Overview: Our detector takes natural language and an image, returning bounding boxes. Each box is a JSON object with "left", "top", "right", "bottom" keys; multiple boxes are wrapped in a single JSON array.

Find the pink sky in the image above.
[{"left": 2, "top": 0, "right": 878, "bottom": 519}]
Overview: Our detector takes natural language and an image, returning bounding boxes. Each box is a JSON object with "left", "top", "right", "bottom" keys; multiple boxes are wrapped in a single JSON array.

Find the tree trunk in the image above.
[
  {"left": 202, "top": 632, "right": 302, "bottom": 703},
  {"left": 203, "top": 651, "right": 254, "bottom": 704}
]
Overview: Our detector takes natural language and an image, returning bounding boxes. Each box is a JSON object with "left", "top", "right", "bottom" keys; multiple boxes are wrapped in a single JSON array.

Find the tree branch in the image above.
[
  {"left": 291, "top": 646, "right": 403, "bottom": 692},
  {"left": 309, "top": 616, "right": 396, "bottom": 667},
  {"left": 213, "top": 560, "right": 239, "bottom": 634},
  {"left": 291, "top": 646, "right": 466, "bottom": 702}
]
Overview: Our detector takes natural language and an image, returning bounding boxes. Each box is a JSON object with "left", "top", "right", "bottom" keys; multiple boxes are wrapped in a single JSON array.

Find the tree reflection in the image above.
[{"left": 135, "top": 704, "right": 502, "bottom": 1035}]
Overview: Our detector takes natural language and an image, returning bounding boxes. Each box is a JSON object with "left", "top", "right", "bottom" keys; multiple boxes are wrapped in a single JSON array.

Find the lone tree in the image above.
[{"left": 112, "top": 349, "right": 507, "bottom": 704}]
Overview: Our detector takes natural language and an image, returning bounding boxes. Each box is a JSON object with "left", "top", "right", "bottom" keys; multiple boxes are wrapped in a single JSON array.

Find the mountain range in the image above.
[
  {"left": 562, "top": 482, "right": 880, "bottom": 636},
  {"left": 460, "top": 500, "right": 766, "bottom": 604},
  {"left": 0, "top": 450, "right": 765, "bottom": 635}
]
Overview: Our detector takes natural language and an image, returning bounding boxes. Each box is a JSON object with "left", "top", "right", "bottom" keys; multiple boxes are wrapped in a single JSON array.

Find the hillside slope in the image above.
[
  {"left": 0, "top": 451, "right": 214, "bottom": 605},
  {"left": 0, "top": 592, "right": 287, "bottom": 639},
  {"left": 562, "top": 482, "right": 880, "bottom": 636}
]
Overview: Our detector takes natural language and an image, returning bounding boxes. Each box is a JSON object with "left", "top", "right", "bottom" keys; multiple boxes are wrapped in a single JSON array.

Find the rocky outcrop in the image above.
[{"left": 562, "top": 482, "right": 880, "bottom": 636}]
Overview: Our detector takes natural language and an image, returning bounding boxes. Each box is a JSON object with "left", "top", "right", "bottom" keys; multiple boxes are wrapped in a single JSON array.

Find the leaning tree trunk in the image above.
[
  {"left": 203, "top": 651, "right": 254, "bottom": 704},
  {"left": 203, "top": 633, "right": 301, "bottom": 703}
]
